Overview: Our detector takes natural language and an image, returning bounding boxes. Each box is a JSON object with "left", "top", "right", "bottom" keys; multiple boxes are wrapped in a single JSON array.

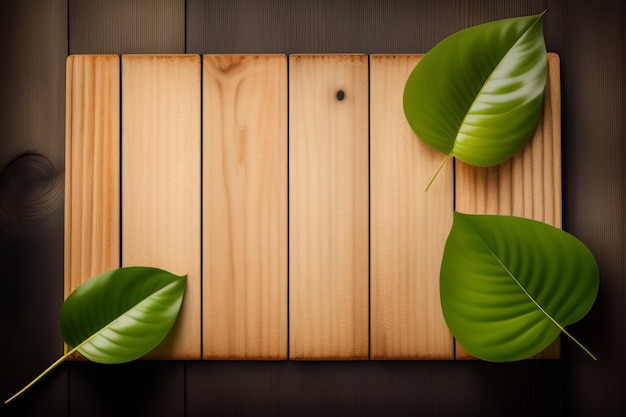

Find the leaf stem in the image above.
[
  {"left": 558, "top": 326, "right": 597, "bottom": 361},
  {"left": 425, "top": 151, "right": 453, "bottom": 192},
  {"left": 4, "top": 346, "right": 79, "bottom": 405}
]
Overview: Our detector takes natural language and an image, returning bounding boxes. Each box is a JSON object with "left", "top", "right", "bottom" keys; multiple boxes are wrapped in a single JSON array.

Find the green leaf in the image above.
[
  {"left": 61, "top": 266, "right": 186, "bottom": 363},
  {"left": 5, "top": 267, "right": 186, "bottom": 404},
  {"left": 440, "top": 212, "right": 599, "bottom": 362},
  {"left": 403, "top": 12, "right": 548, "bottom": 167}
]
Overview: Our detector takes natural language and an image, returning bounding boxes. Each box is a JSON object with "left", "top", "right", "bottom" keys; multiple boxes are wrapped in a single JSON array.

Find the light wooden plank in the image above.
[
  {"left": 202, "top": 54, "right": 288, "bottom": 359},
  {"left": 454, "top": 53, "right": 562, "bottom": 360},
  {"left": 289, "top": 54, "right": 369, "bottom": 360},
  {"left": 64, "top": 55, "right": 120, "bottom": 312},
  {"left": 370, "top": 55, "right": 454, "bottom": 360},
  {"left": 121, "top": 54, "right": 201, "bottom": 360}
]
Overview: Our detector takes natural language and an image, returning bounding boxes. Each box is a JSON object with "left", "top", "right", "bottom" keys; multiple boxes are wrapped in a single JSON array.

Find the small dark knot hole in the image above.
[{"left": 336, "top": 90, "right": 345, "bottom": 101}]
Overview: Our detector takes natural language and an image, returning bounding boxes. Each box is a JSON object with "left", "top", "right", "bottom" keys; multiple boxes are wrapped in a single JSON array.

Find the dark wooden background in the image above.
[{"left": 1, "top": 1, "right": 623, "bottom": 416}]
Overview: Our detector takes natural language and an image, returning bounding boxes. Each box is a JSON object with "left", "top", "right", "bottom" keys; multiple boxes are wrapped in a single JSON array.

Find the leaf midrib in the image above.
[
  {"left": 452, "top": 13, "right": 544, "bottom": 155},
  {"left": 470, "top": 224, "right": 597, "bottom": 360},
  {"left": 70, "top": 279, "right": 181, "bottom": 355}
]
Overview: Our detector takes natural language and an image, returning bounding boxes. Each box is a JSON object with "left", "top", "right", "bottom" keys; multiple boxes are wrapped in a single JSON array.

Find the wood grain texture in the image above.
[
  {"left": 202, "top": 55, "right": 288, "bottom": 359},
  {"left": 121, "top": 54, "right": 201, "bottom": 360},
  {"left": 0, "top": 1, "right": 67, "bottom": 170},
  {"left": 0, "top": 0, "right": 68, "bottom": 412},
  {"left": 4, "top": 0, "right": 624, "bottom": 415},
  {"left": 69, "top": 0, "right": 185, "bottom": 54},
  {"left": 454, "top": 53, "right": 562, "bottom": 359},
  {"left": 546, "top": 2, "right": 625, "bottom": 414},
  {"left": 186, "top": 0, "right": 540, "bottom": 55},
  {"left": 370, "top": 55, "right": 454, "bottom": 360},
  {"left": 64, "top": 55, "right": 120, "bottom": 309},
  {"left": 289, "top": 54, "right": 369, "bottom": 360}
]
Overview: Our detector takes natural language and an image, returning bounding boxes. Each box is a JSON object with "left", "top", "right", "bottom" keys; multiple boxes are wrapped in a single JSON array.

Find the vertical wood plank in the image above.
[
  {"left": 64, "top": 55, "right": 120, "bottom": 308},
  {"left": 122, "top": 54, "right": 201, "bottom": 360},
  {"left": 289, "top": 54, "right": 369, "bottom": 360},
  {"left": 546, "top": 2, "right": 625, "bottom": 413},
  {"left": 202, "top": 54, "right": 288, "bottom": 359},
  {"left": 455, "top": 53, "right": 562, "bottom": 359},
  {"left": 1, "top": 1, "right": 68, "bottom": 413},
  {"left": 370, "top": 55, "right": 454, "bottom": 359}
]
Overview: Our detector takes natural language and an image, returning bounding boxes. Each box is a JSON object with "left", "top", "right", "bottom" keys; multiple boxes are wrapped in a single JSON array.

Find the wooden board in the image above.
[
  {"left": 454, "top": 53, "right": 562, "bottom": 359},
  {"left": 121, "top": 54, "right": 201, "bottom": 360},
  {"left": 202, "top": 54, "right": 288, "bottom": 359},
  {"left": 64, "top": 53, "right": 562, "bottom": 362},
  {"left": 288, "top": 54, "right": 369, "bottom": 360},
  {"left": 370, "top": 55, "right": 454, "bottom": 359},
  {"left": 64, "top": 55, "right": 120, "bottom": 319}
]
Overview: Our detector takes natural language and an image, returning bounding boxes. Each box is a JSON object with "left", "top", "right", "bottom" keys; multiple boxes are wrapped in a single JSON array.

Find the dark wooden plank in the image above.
[
  {"left": 68, "top": 361, "right": 185, "bottom": 417},
  {"left": 545, "top": 0, "right": 626, "bottom": 415},
  {"left": 187, "top": 0, "right": 545, "bottom": 55},
  {"left": 187, "top": 0, "right": 438, "bottom": 53},
  {"left": 69, "top": 0, "right": 185, "bottom": 54},
  {"left": 187, "top": 360, "right": 563, "bottom": 416},
  {"left": 0, "top": 0, "right": 68, "bottom": 415}
]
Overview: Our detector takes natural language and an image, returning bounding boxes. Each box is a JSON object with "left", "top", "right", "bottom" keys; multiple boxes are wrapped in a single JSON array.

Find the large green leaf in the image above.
[
  {"left": 403, "top": 12, "right": 547, "bottom": 167},
  {"left": 61, "top": 266, "right": 186, "bottom": 363},
  {"left": 440, "top": 212, "right": 599, "bottom": 362},
  {"left": 5, "top": 267, "right": 186, "bottom": 404}
]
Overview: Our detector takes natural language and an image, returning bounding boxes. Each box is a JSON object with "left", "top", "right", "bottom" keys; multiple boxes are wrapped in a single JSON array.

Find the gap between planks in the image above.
[{"left": 64, "top": 53, "right": 561, "bottom": 361}]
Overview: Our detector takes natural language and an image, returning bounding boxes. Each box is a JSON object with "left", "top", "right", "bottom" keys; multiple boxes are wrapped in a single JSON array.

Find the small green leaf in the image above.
[
  {"left": 440, "top": 212, "right": 599, "bottom": 362},
  {"left": 403, "top": 12, "right": 548, "bottom": 168},
  {"left": 61, "top": 266, "right": 186, "bottom": 363},
  {"left": 5, "top": 267, "right": 186, "bottom": 404}
]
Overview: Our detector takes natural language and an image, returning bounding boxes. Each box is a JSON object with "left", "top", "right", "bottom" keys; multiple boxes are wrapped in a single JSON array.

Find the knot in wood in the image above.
[{"left": 0, "top": 154, "right": 63, "bottom": 235}]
